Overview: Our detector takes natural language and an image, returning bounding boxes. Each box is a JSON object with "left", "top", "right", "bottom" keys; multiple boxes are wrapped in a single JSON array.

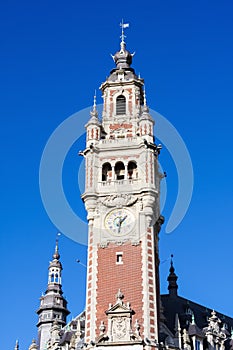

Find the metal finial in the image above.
[
  {"left": 90, "top": 91, "right": 98, "bottom": 119},
  {"left": 55, "top": 239, "right": 58, "bottom": 252},
  {"left": 169, "top": 254, "right": 175, "bottom": 275},
  {"left": 93, "top": 90, "right": 97, "bottom": 111},
  {"left": 53, "top": 233, "right": 61, "bottom": 259},
  {"left": 120, "top": 19, "right": 129, "bottom": 45},
  {"left": 56, "top": 233, "right": 61, "bottom": 251}
]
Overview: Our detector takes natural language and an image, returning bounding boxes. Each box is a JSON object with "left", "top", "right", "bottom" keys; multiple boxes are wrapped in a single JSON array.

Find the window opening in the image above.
[
  {"left": 115, "top": 162, "right": 125, "bottom": 180},
  {"left": 102, "top": 163, "right": 112, "bottom": 181},
  {"left": 116, "top": 252, "right": 123, "bottom": 264},
  {"left": 116, "top": 95, "right": 126, "bottom": 115},
  {"left": 127, "top": 161, "right": 137, "bottom": 179}
]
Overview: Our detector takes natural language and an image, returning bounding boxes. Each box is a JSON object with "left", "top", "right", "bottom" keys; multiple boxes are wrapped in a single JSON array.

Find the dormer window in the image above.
[{"left": 116, "top": 95, "right": 126, "bottom": 115}]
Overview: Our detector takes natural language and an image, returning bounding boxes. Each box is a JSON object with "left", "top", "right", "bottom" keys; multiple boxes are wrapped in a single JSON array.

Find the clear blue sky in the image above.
[{"left": 0, "top": 0, "right": 232, "bottom": 348}]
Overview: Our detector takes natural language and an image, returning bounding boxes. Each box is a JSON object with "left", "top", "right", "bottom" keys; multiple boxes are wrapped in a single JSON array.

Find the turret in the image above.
[
  {"left": 36, "top": 240, "right": 70, "bottom": 350},
  {"left": 138, "top": 88, "right": 154, "bottom": 143},
  {"left": 85, "top": 94, "right": 101, "bottom": 148},
  {"left": 167, "top": 255, "right": 178, "bottom": 297}
]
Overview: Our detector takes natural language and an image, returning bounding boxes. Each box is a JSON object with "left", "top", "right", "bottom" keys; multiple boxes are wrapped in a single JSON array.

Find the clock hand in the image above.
[
  {"left": 114, "top": 218, "right": 121, "bottom": 233},
  {"left": 117, "top": 215, "right": 128, "bottom": 233},
  {"left": 118, "top": 215, "right": 127, "bottom": 227},
  {"left": 120, "top": 215, "right": 127, "bottom": 224}
]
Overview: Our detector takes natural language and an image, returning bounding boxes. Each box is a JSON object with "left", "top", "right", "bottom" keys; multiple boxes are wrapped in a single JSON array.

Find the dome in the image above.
[{"left": 113, "top": 41, "right": 133, "bottom": 69}]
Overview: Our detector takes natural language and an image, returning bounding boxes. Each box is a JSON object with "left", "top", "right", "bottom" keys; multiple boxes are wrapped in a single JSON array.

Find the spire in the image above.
[
  {"left": 120, "top": 19, "right": 129, "bottom": 50},
  {"left": 142, "top": 86, "right": 149, "bottom": 113},
  {"left": 90, "top": 92, "right": 98, "bottom": 120},
  {"left": 53, "top": 238, "right": 60, "bottom": 260},
  {"left": 112, "top": 21, "right": 133, "bottom": 70},
  {"left": 175, "top": 314, "right": 182, "bottom": 348},
  {"left": 14, "top": 340, "right": 19, "bottom": 350},
  {"left": 86, "top": 92, "right": 101, "bottom": 129},
  {"left": 167, "top": 254, "right": 178, "bottom": 297}
]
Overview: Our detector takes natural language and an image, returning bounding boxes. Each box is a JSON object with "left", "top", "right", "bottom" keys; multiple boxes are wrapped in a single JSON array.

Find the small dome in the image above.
[
  {"left": 53, "top": 251, "right": 60, "bottom": 260},
  {"left": 113, "top": 42, "right": 133, "bottom": 69}
]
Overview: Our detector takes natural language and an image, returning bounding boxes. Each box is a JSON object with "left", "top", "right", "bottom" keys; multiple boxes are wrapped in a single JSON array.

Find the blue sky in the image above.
[{"left": 0, "top": 0, "right": 233, "bottom": 348}]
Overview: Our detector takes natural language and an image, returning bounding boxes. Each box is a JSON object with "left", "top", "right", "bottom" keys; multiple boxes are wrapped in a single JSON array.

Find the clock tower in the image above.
[{"left": 82, "top": 28, "right": 164, "bottom": 350}]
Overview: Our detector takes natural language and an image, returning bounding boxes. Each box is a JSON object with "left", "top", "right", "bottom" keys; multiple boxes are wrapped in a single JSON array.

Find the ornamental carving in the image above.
[
  {"left": 101, "top": 194, "right": 138, "bottom": 208},
  {"left": 95, "top": 289, "right": 142, "bottom": 344},
  {"left": 112, "top": 316, "right": 127, "bottom": 340}
]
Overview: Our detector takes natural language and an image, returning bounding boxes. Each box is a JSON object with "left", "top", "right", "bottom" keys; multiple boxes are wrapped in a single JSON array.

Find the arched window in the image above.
[
  {"left": 115, "top": 161, "right": 125, "bottom": 180},
  {"left": 51, "top": 274, "right": 54, "bottom": 282},
  {"left": 55, "top": 273, "right": 59, "bottom": 283},
  {"left": 116, "top": 95, "right": 126, "bottom": 115},
  {"left": 127, "top": 161, "right": 138, "bottom": 179},
  {"left": 102, "top": 162, "right": 112, "bottom": 181}
]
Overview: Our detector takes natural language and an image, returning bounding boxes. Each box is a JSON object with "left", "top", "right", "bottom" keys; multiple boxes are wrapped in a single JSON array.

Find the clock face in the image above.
[{"left": 104, "top": 208, "right": 135, "bottom": 236}]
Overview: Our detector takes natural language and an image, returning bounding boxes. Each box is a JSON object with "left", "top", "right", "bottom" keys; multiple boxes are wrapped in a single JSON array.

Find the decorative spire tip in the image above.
[
  {"left": 120, "top": 19, "right": 129, "bottom": 47},
  {"left": 53, "top": 233, "right": 60, "bottom": 259},
  {"left": 90, "top": 91, "right": 98, "bottom": 119},
  {"left": 143, "top": 86, "right": 147, "bottom": 107}
]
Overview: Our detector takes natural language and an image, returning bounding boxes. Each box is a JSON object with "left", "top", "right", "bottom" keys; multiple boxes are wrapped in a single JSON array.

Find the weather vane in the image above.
[
  {"left": 120, "top": 19, "right": 129, "bottom": 43},
  {"left": 56, "top": 232, "right": 61, "bottom": 245}
]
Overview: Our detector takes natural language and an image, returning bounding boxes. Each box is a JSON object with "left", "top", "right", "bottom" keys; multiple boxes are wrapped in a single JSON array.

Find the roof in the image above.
[{"left": 161, "top": 294, "right": 233, "bottom": 349}]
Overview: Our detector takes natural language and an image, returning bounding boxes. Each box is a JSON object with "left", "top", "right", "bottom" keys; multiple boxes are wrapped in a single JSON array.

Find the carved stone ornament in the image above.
[
  {"left": 95, "top": 289, "right": 142, "bottom": 344},
  {"left": 101, "top": 194, "right": 138, "bottom": 208},
  {"left": 113, "top": 316, "right": 127, "bottom": 339}
]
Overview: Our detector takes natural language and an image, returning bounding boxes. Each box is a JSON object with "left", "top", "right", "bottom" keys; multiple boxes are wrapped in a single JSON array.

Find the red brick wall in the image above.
[{"left": 96, "top": 242, "right": 144, "bottom": 336}]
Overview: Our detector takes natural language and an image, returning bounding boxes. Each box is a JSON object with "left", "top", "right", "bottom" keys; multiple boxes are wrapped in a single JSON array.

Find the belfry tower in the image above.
[
  {"left": 82, "top": 25, "right": 164, "bottom": 349},
  {"left": 36, "top": 241, "right": 70, "bottom": 350}
]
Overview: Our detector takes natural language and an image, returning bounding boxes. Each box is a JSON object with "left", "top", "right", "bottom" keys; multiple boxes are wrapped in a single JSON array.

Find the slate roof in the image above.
[{"left": 161, "top": 294, "right": 233, "bottom": 350}]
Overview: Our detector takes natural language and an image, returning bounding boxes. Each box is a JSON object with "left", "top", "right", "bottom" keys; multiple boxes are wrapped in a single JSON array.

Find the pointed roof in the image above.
[
  {"left": 140, "top": 87, "right": 154, "bottom": 123},
  {"left": 49, "top": 237, "right": 62, "bottom": 270},
  {"left": 167, "top": 255, "right": 178, "bottom": 297},
  {"left": 188, "top": 313, "right": 204, "bottom": 337},
  {"left": 86, "top": 93, "right": 101, "bottom": 127}
]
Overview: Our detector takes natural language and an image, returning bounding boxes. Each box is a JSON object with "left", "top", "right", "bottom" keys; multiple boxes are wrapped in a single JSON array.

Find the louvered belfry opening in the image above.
[{"left": 116, "top": 95, "right": 126, "bottom": 115}]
